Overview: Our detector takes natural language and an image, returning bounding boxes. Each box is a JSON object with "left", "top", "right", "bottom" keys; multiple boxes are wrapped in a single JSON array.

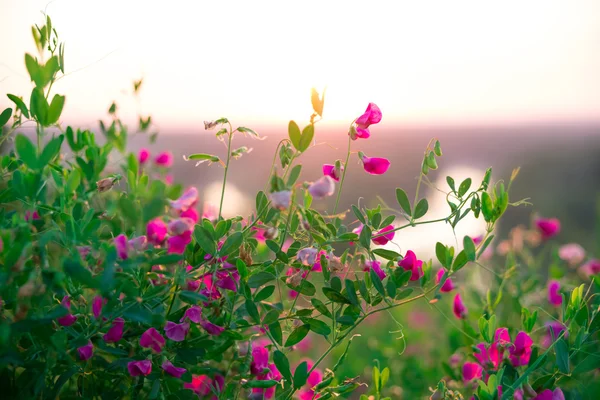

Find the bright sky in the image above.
[{"left": 1, "top": 0, "right": 599, "bottom": 129}]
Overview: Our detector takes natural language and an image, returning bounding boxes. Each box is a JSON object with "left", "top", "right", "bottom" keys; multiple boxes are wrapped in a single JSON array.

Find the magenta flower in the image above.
[
  {"left": 103, "top": 318, "right": 125, "bottom": 343},
  {"left": 298, "top": 366, "right": 323, "bottom": 400},
  {"left": 180, "top": 207, "right": 199, "bottom": 223},
  {"left": 360, "top": 154, "right": 390, "bottom": 175},
  {"left": 453, "top": 293, "right": 467, "bottom": 319},
  {"left": 114, "top": 234, "right": 129, "bottom": 260},
  {"left": 167, "top": 230, "right": 192, "bottom": 254},
  {"left": 181, "top": 305, "right": 203, "bottom": 323},
  {"left": 322, "top": 164, "right": 342, "bottom": 182},
  {"left": 170, "top": 187, "right": 199, "bottom": 212},
  {"left": 128, "top": 235, "right": 147, "bottom": 252},
  {"left": 185, "top": 374, "right": 224, "bottom": 397},
  {"left": 509, "top": 331, "right": 533, "bottom": 367},
  {"left": 200, "top": 319, "right": 225, "bottom": 336},
  {"left": 462, "top": 362, "right": 483, "bottom": 382},
  {"left": 251, "top": 346, "right": 269, "bottom": 375},
  {"left": 269, "top": 190, "right": 292, "bottom": 210},
  {"left": 398, "top": 250, "right": 424, "bottom": 281},
  {"left": 25, "top": 210, "right": 40, "bottom": 221},
  {"left": 532, "top": 388, "right": 565, "bottom": 400},
  {"left": 372, "top": 225, "right": 395, "bottom": 245},
  {"left": 140, "top": 327, "right": 166, "bottom": 353},
  {"left": 353, "top": 102, "right": 382, "bottom": 139},
  {"left": 547, "top": 280, "right": 562, "bottom": 306},
  {"left": 558, "top": 243, "right": 585, "bottom": 266},
  {"left": 57, "top": 295, "right": 77, "bottom": 327},
  {"left": 580, "top": 259, "right": 600, "bottom": 278},
  {"left": 139, "top": 148, "right": 150, "bottom": 164},
  {"left": 251, "top": 363, "right": 281, "bottom": 399},
  {"left": 165, "top": 321, "right": 190, "bottom": 342},
  {"left": 147, "top": 218, "right": 168, "bottom": 245},
  {"left": 168, "top": 217, "right": 195, "bottom": 236},
  {"left": 92, "top": 295, "right": 106, "bottom": 319},
  {"left": 216, "top": 268, "right": 239, "bottom": 292},
  {"left": 77, "top": 341, "right": 93, "bottom": 361},
  {"left": 363, "top": 260, "right": 386, "bottom": 280},
  {"left": 435, "top": 269, "right": 456, "bottom": 292},
  {"left": 308, "top": 175, "right": 335, "bottom": 199},
  {"left": 161, "top": 360, "right": 187, "bottom": 378},
  {"left": 155, "top": 151, "right": 173, "bottom": 167},
  {"left": 128, "top": 360, "right": 152, "bottom": 377},
  {"left": 495, "top": 327, "right": 511, "bottom": 348},
  {"left": 535, "top": 217, "right": 560, "bottom": 240}
]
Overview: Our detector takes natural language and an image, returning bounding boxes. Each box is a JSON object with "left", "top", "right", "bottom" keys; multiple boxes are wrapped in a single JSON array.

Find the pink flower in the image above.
[
  {"left": 57, "top": 295, "right": 77, "bottom": 326},
  {"left": 202, "top": 203, "right": 218, "bottom": 222},
  {"left": 161, "top": 360, "right": 187, "bottom": 378},
  {"left": 509, "top": 331, "right": 533, "bottom": 367},
  {"left": 216, "top": 268, "right": 239, "bottom": 292},
  {"left": 372, "top": 225, "right": 395, "bottom": 245},
  {"left": 184, "top": 374, "right": 224, "bottom": 397},
  {"left": 167, "top": 230, "right": 192, "bottom": 254},
  {"left": 298, "top": 366, "right": 323, "bottom": 400},
  {"left": 398, "top": 250, "right": 424, "bottom": 281},
  {"left": 322, "top": 164, "right": 342, "bottom": 182},
  {"left": 360, "top": 154, "right": 390, "bottom": 175},
  {"left": 547, "top": 280, "right": 562, "bottom": 306},
  {"left": 580, "top": 259, "right": 600, "bottom": 278},
  {"left": 138, "top": 148, "right": 150, "bottom": 164},
  {"left": 532, "top": 388, "right": 565, "bottom": 400},
  {"left": 180, "top": 207, "right": 199, "bottom": 222},
  {"left": 164, "top": 321, "right": 190, "bottom": 342},
  {"left": 308, "top": 175, "right": 335, "bottom": 199},
  {"left": 462, "top": 362, "right": 483, "bottom": 382},
  {"left": 155, "top": 151, "right": 173, "bottom": 167},
  {"left": 353, "top": 102, "right": 382, "bottom": 139},
  {"left": 128, "top": 235, "right": 147, "bottom": 252},
  {"left": 535, "top": 217, "right": 560, "bottom": 240},
  {"left": 297, "top": 247, "right": 319, "bottom": 266},
  {"left": 128, "top": 360, "right": 152, "bottom": 377},
  {"left": 165, "top": 174, "right": 174, "bottom": 185},
  {"left": 453, "top": 293, "right": 467, "bottom": 319},
  {"left": 140, "top": 327, "right": 166, "bottom": 353},
  {"left": 200, "top": 319, "right": 225, "bottom": 336},
  {"left": 25, "top": 210, "right": 40, "bottom": 221},
  {"left": 435, "top": 269, "right": 456, "bottom": 292},
  {"left": 269, "top": 191, "right": 292, "bottom": 210},
  {"left": 92, "top": 296, "right": 105, "bottom": 319},
  {"left": 181, "top": 305, "right": 203, "bottom": 323},
  {"left": 114, "top": 234, "right": 129, "bottom": 260},
  {"left": 170, "top": 187, "right": 199, "bottom": 212},
  {"left": 103, "top": 318, "right": 125, "bottom": 343},
  {"left": 168, "top": 218, "right": 195, "bottom": 236},
  {"left": 251, "top": 364, "right": 281, "bottom": 399},
  {"left": 251, "top": 346, "right": 269, "bottom": 375},
  {"left": 77, "top": 341, "right": 93, "bottom": 361},
  {"left": 147, "top": 218, "right": 168, "bottom": 245},
  {"left": 558, "top": 243, "right": 585, "bottom": 266},
  {"left": 363, "top": 260, "right": 386, "bottom": 280}
]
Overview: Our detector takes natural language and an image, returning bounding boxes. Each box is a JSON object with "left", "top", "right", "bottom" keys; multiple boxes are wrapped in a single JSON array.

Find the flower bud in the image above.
[
  {"left": 96, "top": 177, "right": 116, "bottom": 193},
  {"left": 269, "top": 191, "right": 292, "bottom": 210}
]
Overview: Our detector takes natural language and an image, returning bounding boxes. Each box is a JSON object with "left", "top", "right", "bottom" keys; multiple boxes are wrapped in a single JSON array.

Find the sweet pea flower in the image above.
[
  {"left": 140, "top": 327, "right": 166, "bottom": 353},
  {"left": 297, "top": 247, "right": 318, "bottom": 266},
  {"left": 509, "top": 331, "right": 533, "bottom": 367},
  {"left": 147, "top": 218, "right": 168, "bottom": 245},
  {"left": 161, "top": 360, "right": 187, "bottom": 378},
  {"left": 580, "top": 259, "right": 600, "bottom": 278},
  {"left": 114, "top": 234, "right": 129, "bottom": 259},
  {"left": 363, "top": 260, "right": 386, "bottom": 280},
  {"left": 535, "top": 217, "right": 560, "bottom": 240},
  {"left": 128, "top": 360, "right": 152, "bottom": 377},
  {"left": 359, "top": 153, "right": 390, "bottom": 175},
  {"left": 170, "top": 187, "right": 199, "bottom": 212},
  {"left": 128, "top": 235, "right": 147, "bottom": 252},
  {"left": 185, "top": 374, "right": 224, "bottom": 398},
  {"left": 164, "top": 321, "right": 190, "bottom": 342},
  {"left": 532, "top": 388, "right": 565, "bottom": 400},
  {"left": 155, "top": 151, "right": 173, "bottom": 167},
  {"left": 168, "top": 218, "right": 195, "bottom": 236},
  {"left": 308, "top": 175, "right": 335, "bottom": 199},
  {"left": 542, "top": 322, "right": 568, "bottom": 347},
  {"left": 558, "top": 243, "right": 585, "bottom": 266},
  {"left": 453, "top": 293, "right": 467, "bottom": 319},
  {"left": 138, "top": 148, "right": 150, "bottom": 164},
  {"left": 462, "top": 362, "right": 483, "bottom": 382},
  {"left": 202, "top": 203, "right": 218, "bottom": 222},
  {"left": 181, "top": 305, "right": 203, "bottom": 323},
  {"left": 547, "top": 280, "right": 562, "bottom": 306},
  {"left": 103, "top": 318, "right": 125, "bottom": 343},
  {"left": 435, "top": 269, "right": 456, "bottom": 292},
  {"left": 353, "top": 102, "right": 382, "bottom": 139},
  {"left": 269, "top": 190, "right": 292, "bottom": 210},
  {"left": 251, "top": 364, "right": 282, "bottom": 399},
  {"left": 322, "top": 164, "right": 342, "bottom": 182},
  {"left": 372, "top": 225, "right": 395, "bottom": 245},
  {"left": 57, "top": 295, "right": 77, "bottom": 327},
  {"left": 167, "top": 230, "right": 192, "bottom": 254},
  {"left": 77, "top": 341, "right": 93, "bottom": 361},
  {"left": 398, "top": 250, "right": 424, "bottom": 281},
  {"left": 298, "top": 366, "right": 323, "bottom": 400},
  {"left": 92, "top": 295, "right": 106, "bottom": 319},
  {"left": 25, "top": 210, "right": 40, "bottom": 221},
  {"left": 200, "top": 319, "right": 225, "bottom": 336},
  {"left": 251, "top": 346, "right": 269, "bottom": 375},
  {"left": 216, "top": 268, "right": 239, "bottom": 292},
  {"left": 180, "top": 207, "right": 199, "bottom": 222}
]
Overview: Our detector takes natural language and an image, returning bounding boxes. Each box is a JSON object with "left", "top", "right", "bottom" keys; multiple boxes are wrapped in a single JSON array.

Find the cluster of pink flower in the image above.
[{"left": 139, "top": 148, "right": 174, "bottom": 184}]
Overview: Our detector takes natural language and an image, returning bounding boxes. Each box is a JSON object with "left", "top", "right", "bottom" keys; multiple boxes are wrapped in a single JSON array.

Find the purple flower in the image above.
[
  {"left": 161, "top": 360, "right": 187, "bottom": 378},
  {"left": 547, "top": 280, "right": 562, "bottom": 306},
  {"left": 164, "top": 321, "right": 190, "bottom": 342},
  {"left": 92, "top": 296, "right": 105, "bottom": 319},
  {"left": 115, "top": 234, "right": 129, "bottom": 260},
  {"left": 363, "top": 260, "right": 386, "bottom": 280},
  {"left": 58, "top": 314, "right": 77, "bottom": 327},
  {"left": 251, "top": 346, "right": 269, "bottom": 375},
  {"left": 128, "top": 360, "right": 152, "bottom": 377},
  {"left": 398, "top": 250, "right": 424, "bottom": 281},
  {"left": 167, "top": 231, "right": 192, "bottom": 254},
  {"left": 200, "top": 319, "right": 225, "bottom": 336},
  {"left": 558, "top": 243, "right": 585, "bottom": 266},
  {"left": 128, "top": 235, "right": 147, "bottom": 252},
  {"left": 103, "top": 318, "right": 125, "bottom": 343},
  {"left": 297, "top": 247, "right": 318, "bottom": 266},
  {"left": 140, "top": 327, "right": 166, "bottom": 353},
  {"left": 181, "top": 305, "right": 202, "bottom": 324},
  {"left": 462, "top": 362, "right": 483, "bottom": 382},
  {"left": 77, "top": 341, "right": 93, "bottom": 361},
  {"left": 580, "top": 259, "right": 600, "bottom": 278},
  {"left": 168, "top": 218, "right": 195, "bottom": 236},
  {"left": 308, "top": 176, "right": 335, "bottom": 199},
  {"left": 269, "top": 191, "right": 292, "bottom": 210}
]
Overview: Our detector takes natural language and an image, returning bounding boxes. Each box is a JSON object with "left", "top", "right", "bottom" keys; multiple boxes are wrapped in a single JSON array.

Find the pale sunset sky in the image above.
[{"left": 1, "top": 0, "right": 599, "bottom": 129}]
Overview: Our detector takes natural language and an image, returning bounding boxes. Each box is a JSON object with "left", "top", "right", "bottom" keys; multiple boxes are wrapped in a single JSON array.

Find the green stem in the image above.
[
  {"left": 333, "top": 135, "right": 352, "bottom": 215},
  {"left": 218, "top": 125, "right": 234, "bottom": 220}
]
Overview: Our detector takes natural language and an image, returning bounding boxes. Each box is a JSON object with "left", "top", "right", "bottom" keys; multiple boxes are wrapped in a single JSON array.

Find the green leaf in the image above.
[
  {"left": 555, "top": 339, "right": 569, "bottom": 373},
  {"left": 359, "top": 225, "right": 372, "bottom": 249},
  {"left": 287, "top": 280, "right": 316, "bottom": 296},
  {"left": 245, "top": 298, "right": 260, "bottom": 323},
  {"left": 352, "top": 205, "right": 366, "bottom": 224},
  {"left": 435, "top": 242, "right": 449, "bottom": 268},
  {"left": 287, "top": 164, "right": 302, "bottom": 187},
  {"left": 25, "top": 54, "right": 44, "bottom": 87},
  {"left": 446, "top": 176, "right": 455, "bottom": 192},
  {"left": 261, "top": 309, "right": 280, "bottom": 325},
  {"left": 30, "top": 87, "right": 49, "bottom": 126},
  {"left": 288, "top": 120, "right": 301, "bottom": 151},
  {"left": 306, "top": 318, "right": 331, "bottom": 336},
  {"left": 193, "top": 226, "right": 216, "bottom": 255},
  {"left": 15, "top": 134, "right": 38, "bottom": 169},
  {"left": 63, "top": 260, "right": 97, "bottom": 288},
  {"left": 274, "top": 350, "right": 293, "bottom": 382},
  {"left": 463, "top": 236, "right": 476, "bottom": 262},
  {"left": 434, "top": 140, "right": 442, "bottom": 156},
  {"left": 370, "top": 269, "right": 386, "bottom": 297},
  {"left": 458, "top": 178, "right": 472, "bottom": 197},
  {"left": 65, "top": 169, "right": 81, "bottom": 196},
  {"left": 293, "top": 361, "right": 309, "bottom": 388},
  {"left": 46, "top": 94, "right": 65, "bottom": 125},
  {"left": 298, "top": 124, "right": 314, "bottom": 152},
  {"left": 269, "top": 321, "right": 283, "bottom": 345},
  {"left": 477, "top": 235, "right": 494, "bottom": 259},
  {"left": 254, "top": 285, "right": 275, "bottom": 302},
  {"left": 373, "top": 249, "right": 401, "bottom": 261},
  {"left": 0, "top": 108, "right": 12, "bottom": 127},
  {"left": 285, "top": 324, "right": 310, "bottom": 347},
  {"left": 179, "top": 291, "right": 209, "bottom": 304},
  {"left": 39, "top": 135, "right": 63, "bottom": 166},
  {"left": 7, "top": 94, "right": 29, "bottom": 118},
  {"left": 248, "top": 272, "right": 276, "bottom": 288},
  {"left": 395, "top": 188, "right": 412, "bottom": 216},
  {"left": 184, "top": 153, "right": 220, "bottom": 162},
  {"left": 311, "top": 298, "right": 332, "bottom": 318},
  {"left": 452, "top": 250, "right": 469, "bottom": 272},
  {"left": 345, "top": 279, "right": 360, "bottom": 307},
  {"left": 123, "top": 304, "right": 154, "bottom": 325},
  {"left": 236, "top": 259, "right": 249, "bottom": 279},
  {"left": 322, "top": 287, "right": 351, "bottom": 304},
  {"left": 413, "top": 199, "right": 429, "bottom": 219},
  {"left": 220, "top": 232, "right": 244, "bottom": 256}
]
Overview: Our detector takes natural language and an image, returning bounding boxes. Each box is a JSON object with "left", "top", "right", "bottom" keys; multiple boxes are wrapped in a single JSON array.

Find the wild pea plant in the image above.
[{"left": 2, "top": 14, "right": 589, "bottom": 400}]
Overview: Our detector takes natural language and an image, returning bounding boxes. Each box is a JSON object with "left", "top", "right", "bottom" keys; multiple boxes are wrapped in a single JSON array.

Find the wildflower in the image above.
[
  {"left": 202, "top": 202, "right": 218, "bottom": 222},
  {"left": 77, "top": 341, "right": 93, "bottom": 361},
  {"left": 96, "top": 177, "right": 116, "bottom": 193},
  {"left": 534, "top": 217, "right": 560, "bottom": 240},
  {"left": 170, "top": 187, "right": 199, "bottom": 212},
  {"left": 103, "top": 318, "right": 125, "bottom": 343},
  {"left": 57, "top": 295, "right": 77, "bottom": 327},
  {"left": 251, "top": 364, "right": 281, "bottom": 399},
  {"left": 542, "top": 322, "right": 568, "bottom": 347},
  {"left": 558, "top": 243, "right": 585, "bottom": 266},
  {"left": 251, "top": 346, "right": 269, "bottom": 375},
  {"left": 352, "top": 102, "right": 382, "bottom": 139},
  {"left": 167, "top": 230, "right": 193, "bottom": 254},
  {"left": 161, "top": 360, "right": 187, "bottom": 378},
  {"left": 509, "top": 331, "right": 533, "bottom": 367},
  {"left": 138, "top": 148, "right": 150, "bottom": 164},
  {"left": 308, "top": 175, "right": 335, "bottom": 199},
  {"left": 532, "top": 388, "right": 565, "bottom": 400},
  {"left": 398, "top": 250, "right": 424, "bottom": 281},
  {"left": 297, "top": 247, "right": 318, "bottom": 265},
  {"left": 92, "top": 295, "right": 105, "bottom": 319},
  {"left": 200, "top": 319, "right": 225, "bottom": 336},
  {"left": 180, "top": 207, "right": 199, "bottom": 222},
  {"left": 363, "top": 260, "right": 386, "bottom": 280},
  {"left": 185, "top": 374, "right": 224, "bottom": 397},
  {"left": 164, "top": 321, "right": 190, "bottom": 342},
  {"left": 155, "top": 151, "right": 173, "bottom": 167},
  {"left": 216, "top": 268, "right": 239, "bottom": 292},
  {"left": 168, "top": 218, "right": 195, "bottom": 236},
  {"left": 25, "top": 210, "right": 40, "bottom": 221},
  {"left": 453, "top": 293, "right": 467, "bottom": 319},
  {"left": 462, "top": 362, "right": 483, "bottom": 382},
  {"left": 127, "top": 360, "right": 152, "bottom": 377},
  {"left": 359, "top": 153, "right": 390, "bottom": 175},
  {"left": 128, "top": 235, "right": 147, "bottom": 252},
  {"left": 114, "top": 234, "right": 129, "bottom": 259},
  {"left": 580, "top": 259, "right": 600, "bottom": 278},
  {"left": 298, "top": 365, "right": 323, "bottom": 400},
  {"left": 140, "top": 327, "right": 166, "bottom": 353},
  {"left": 372, "top": 224, "right": 395, "bottom": 245},
  {"left": 547, "top": 280, "right": 562, "bottom": 306},
  {"left": 435, "top": 269, "right": 456, "bottom": 292},
  {"left": 322, "top": 164, "right": 342, "bottom": 182},
  {"left": 181, "top": 305, "right": 203, "bottom": 324},
  {"left": 147, "top": 218, "right": 168, "bottom": 245}
]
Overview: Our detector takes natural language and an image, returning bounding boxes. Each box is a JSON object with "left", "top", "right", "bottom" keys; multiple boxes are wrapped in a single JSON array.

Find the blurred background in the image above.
[{"left": 2, "top": 0, "right": 600, "bottom": 397}]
